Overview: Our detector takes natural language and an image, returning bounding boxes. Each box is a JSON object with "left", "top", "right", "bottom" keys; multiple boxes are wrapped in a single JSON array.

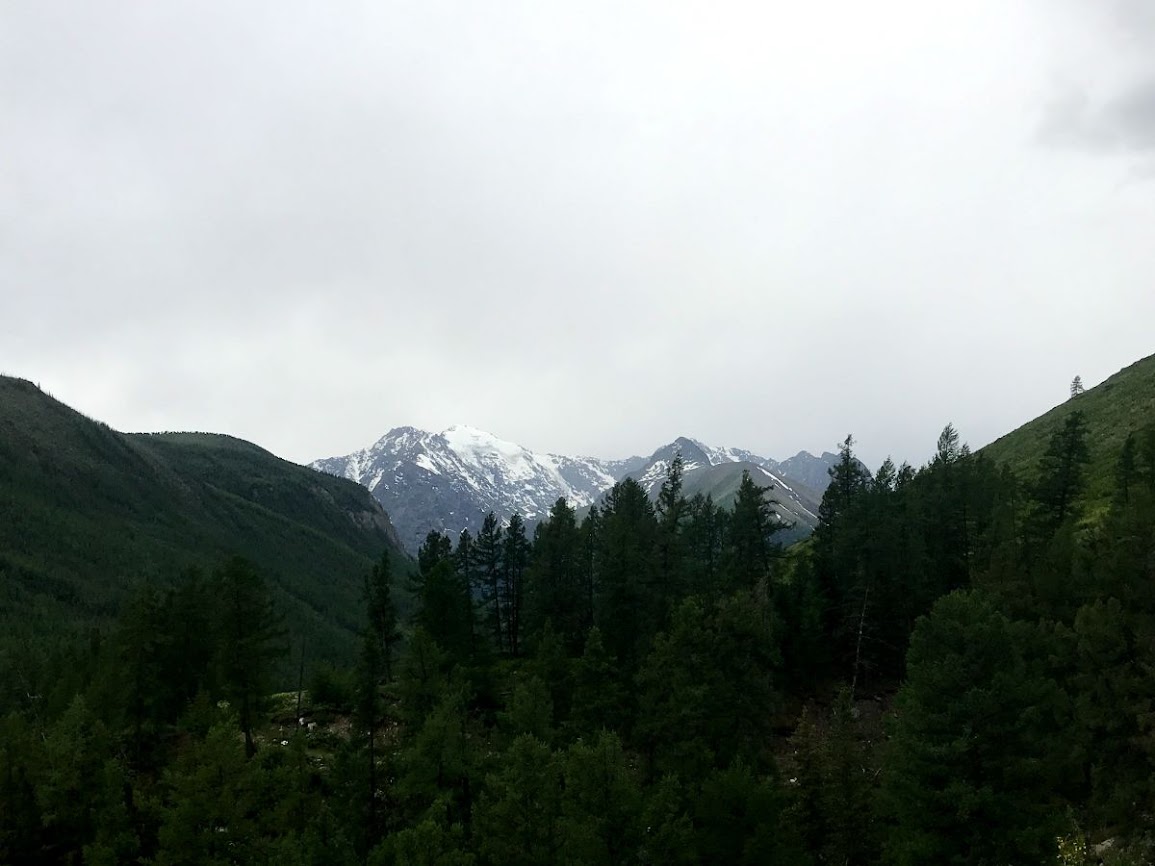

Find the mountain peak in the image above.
[
  {"left": 440, "top": 423, "right": 494, "bottom": 438},
  {"left": 312, "top": 427, "right": 840, "bottom": 553},
  {"left": 312, "top": 425, "right": 620, "bottom": 551}
]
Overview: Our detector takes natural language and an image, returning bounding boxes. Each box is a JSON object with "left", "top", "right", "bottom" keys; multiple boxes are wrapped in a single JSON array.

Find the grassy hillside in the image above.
[
  {"left": 0, "top": 376, "right": 410, "bottom": 669},
  {"left": 980, "top": 353, "right": 1155, "bottom": 517}
]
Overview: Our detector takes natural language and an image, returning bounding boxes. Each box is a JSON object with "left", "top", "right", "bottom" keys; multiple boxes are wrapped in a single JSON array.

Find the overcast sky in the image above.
[{"left": 2, "top": 0, "right": 1153, "bottom": 470}]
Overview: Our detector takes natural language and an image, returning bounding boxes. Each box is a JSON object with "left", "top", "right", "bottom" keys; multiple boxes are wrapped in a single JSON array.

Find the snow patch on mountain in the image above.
[
  {"left": 311, "top": 425, "right": 628, "bottom": 551},
  {"left": 312, "top": 427, "right": 838, "bottom": 553}
]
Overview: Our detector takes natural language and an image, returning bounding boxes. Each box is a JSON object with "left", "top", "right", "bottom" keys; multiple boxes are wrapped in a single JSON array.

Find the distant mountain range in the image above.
[{"left": 312, "top": 427, "right": 836, "bottom": 551}]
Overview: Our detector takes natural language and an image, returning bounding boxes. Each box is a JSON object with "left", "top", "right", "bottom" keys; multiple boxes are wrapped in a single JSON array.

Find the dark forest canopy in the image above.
[
  {"left": 4, "top": 411, "right": 1155, "bottom": 864},
  {"left": 4, "top": 358, "right": 1155, "bottom": 864}
]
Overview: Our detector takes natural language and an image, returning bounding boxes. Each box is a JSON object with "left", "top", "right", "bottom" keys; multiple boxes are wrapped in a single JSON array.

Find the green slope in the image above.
[
  {"left": 0, "top": 376, "right": 409, "bottom": 667},
  {"left": 980, "top": 353, "right": 1155, "bottom": 516},
  {"left": 675, "top": 462, "right": 822, "bottom": 544}
]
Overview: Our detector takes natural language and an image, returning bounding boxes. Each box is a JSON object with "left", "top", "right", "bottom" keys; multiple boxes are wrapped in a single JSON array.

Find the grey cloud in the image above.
[
  {"left": 1110, "top": 79, "right": 1155, "bottom": 149},
  {"left": 1040, "top": 79, "right": 1155, "bottom": 153},
  {"left": 1037, "top": 0, "right": 1155, "bottom": 156}
]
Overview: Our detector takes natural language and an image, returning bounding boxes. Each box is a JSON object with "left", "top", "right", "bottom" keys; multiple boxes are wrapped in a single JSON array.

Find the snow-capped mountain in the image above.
[
  {"left": 311, "top": 425, "right": 638, "bottom": 552},
  {"left": 311, "top": 427, "right": 836, "bottom": 553}
]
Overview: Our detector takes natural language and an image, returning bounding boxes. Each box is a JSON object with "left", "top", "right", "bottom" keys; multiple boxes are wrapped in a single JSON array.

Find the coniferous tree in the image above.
[
  {"left": 396, "top": 628, "right": 449, "bottom": 728},
  {"left": 849, "top": 456, "right": 910, "bottom": 687},
  {"left": 453, "top": 530, "right": 479, "bottom": 657},
  {"left": 882, "top": 591, "right": 1073, "bottom": 864},
  {"left": 595, "top": 478, "right": 660, "bottom": 665},
  {"left": 693, "top": 760, "right": 806, "bottom": 866},
  {"left": 158, "top": 568, "right": 215, "bottom": 718},
  {"left": 724, "top": 469, "right": 782, "bottom": 592},
  {"left": 397, "top": 688, "right": 479, "bottom": 836},
  {"left": 560, "top": 731, "right": 643, "bottom": 865},
  {"left": 0, "top": 713, "right": 43, "bottom": 864},
  {"left": 635, "top": 592, "right": 778, "bottom": 780},
  {"left": 354, "top": 628, "right": 385, "bottom": 851},
  {"left": 501, "top": 675, "right": 554, "bottom": 744},
  {"left": 417, "top": 531, "right": 454, "bottom": 578},
  {"left": 813, "top": 435, "right": 871, "bottom": 680},
  {"left": 153, "top": 716, "right": 270, "bottom": 866},
  {"left": 1030, "top": 410, "right": 1091, "bottom": 540},
  {"left": 570, "top": 626, "right": 627, "bottom": 737},
  {"left": 38, "top": 697, "right": 115, "bottom": 862},
  {"left": 501, "top": 514, "right": 530, "bottom": 657},
  {"left": 638, "top": 777, "right": 696, "bottom": 866},
  {"left": 684, "top": 493, "right": 725, "bottom": 597},
  {"left": 1141, "top": 423, "right": 1155, "bottom": 493},
  {"left": 474, "top": 735, "right": 563, "bottom": 866},
  {"left": 365, "top": 552, "right": 400, "bottom": 682},
  {"left": 526, "top": 498, "right": 586, "bottom": 652},
  {"left": 921, "top": 424, "right": 976, "bottom": 593},
  {"left": 1115, "top": 432, "right": 1137, "bottom": 505},
  {"left": 789, "top": 689, "right": 877, "bottom": 865},
  {"left": 578, "top": 504, "right": 600, "bottom": 640},
  {"left": 656, "top": 454, "right": 690, "bottom": 601},
  {"left": 819, "top": 435, "right": 871, "bottom": 530},
  {"left": 529, "top": 621, "right": 573, "bottom": 728},
  {"left": 474, "top": 513, "right": 505, "bottom": 654},
  {"left": 116, "top": 583, "right": 164, "bottom": 762},
  {"left": 212, "top": 557, "right": 285, "bottom": 757},
  {"left": 412, "top": 530, "right": 455, "bottom": 618},
  {"left": 416, "top": 560, "right": 474, "bottom": 667}
]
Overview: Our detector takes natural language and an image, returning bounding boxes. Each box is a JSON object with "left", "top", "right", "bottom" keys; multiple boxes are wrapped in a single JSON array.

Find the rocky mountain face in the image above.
[
  {"left": 312, "top": 427, "right": 836, "bottom": 552},
  {"left": 775, "top": 450, "right": 841, "bottom": 492},
  {"left": 615, "top": 437, "right": 824, "bottom": 543}
]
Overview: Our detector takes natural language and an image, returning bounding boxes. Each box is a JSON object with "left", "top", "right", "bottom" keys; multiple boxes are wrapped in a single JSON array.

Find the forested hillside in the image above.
[
  {"left": 3, "top": 363, "right": 1155, "bottom": 864},
  {"left": 0, "top": 376, "right": 408, "bottom": 672}
]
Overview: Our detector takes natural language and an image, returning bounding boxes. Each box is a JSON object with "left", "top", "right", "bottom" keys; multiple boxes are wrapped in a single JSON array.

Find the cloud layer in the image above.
[{"left": 2, "top": 0, "right": 1153, "bottom": 469}]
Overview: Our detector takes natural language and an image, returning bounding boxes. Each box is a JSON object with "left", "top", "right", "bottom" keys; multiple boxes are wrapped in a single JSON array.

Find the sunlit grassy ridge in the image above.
[{"left": 980, "top": 353, "right": 1155, "bottom": 516}]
